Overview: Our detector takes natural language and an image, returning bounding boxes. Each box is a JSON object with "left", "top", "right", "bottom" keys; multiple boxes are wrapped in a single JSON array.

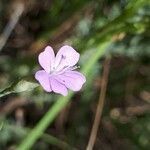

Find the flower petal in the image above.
[
  {"left": 55, "top": 70, "right": 86, "bottom": 91},
  {"left": 38, "top": 46, "right": 55, "bottom": 73},
  {"left": 54, "top": 45, "right": 80, "bottom": 71},
  {"left": 35, "top": 70, "right": 52, "bottom": 92},
  {"left": 50, "top": 77, "right": 68, "bottom": 96}
]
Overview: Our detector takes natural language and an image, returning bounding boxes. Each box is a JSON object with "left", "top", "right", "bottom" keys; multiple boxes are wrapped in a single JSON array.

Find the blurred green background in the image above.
[{"left": 0, "top": 0, "right": 150, "bottom": 149}]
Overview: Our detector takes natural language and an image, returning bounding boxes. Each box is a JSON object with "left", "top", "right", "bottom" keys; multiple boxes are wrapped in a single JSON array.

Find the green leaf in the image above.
[
  {"left": 0, "top": 80, "right": 39, "bottom": 98},
  {"left": 13, "top": 80, "right": 39, "bottom": 93}
]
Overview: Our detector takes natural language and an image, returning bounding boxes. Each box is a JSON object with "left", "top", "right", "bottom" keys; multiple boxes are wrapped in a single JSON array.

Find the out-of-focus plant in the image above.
[{"left": 0, "top": 80, "right": 39, "bottom": 98}]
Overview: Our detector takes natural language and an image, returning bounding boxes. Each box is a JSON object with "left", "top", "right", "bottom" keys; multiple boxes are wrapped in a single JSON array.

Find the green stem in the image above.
[
  {"left": 0, "top": 81, "right": 17, "bottom": 98},
  {"left": 0, "top": 87, "right": 14, "bottom": 98}
]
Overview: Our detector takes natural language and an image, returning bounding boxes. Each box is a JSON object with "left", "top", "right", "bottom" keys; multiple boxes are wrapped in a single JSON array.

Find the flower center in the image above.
[
  {"left": 50, "top": 65, "right": 79, "bottom": 75},
  {"left": 49, "top": 55, "right": 79, "bottom": 75}
]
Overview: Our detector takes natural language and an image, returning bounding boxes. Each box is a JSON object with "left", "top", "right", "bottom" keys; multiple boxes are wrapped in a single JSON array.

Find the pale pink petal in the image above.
[
  {"left": 54, "top": 45, "right": 80, "bottom": 71},
  {"left": 38, "top": 46, "right": 55, "bottom": 73},
  {"left": 55, "top": 70, "right": 86, "bottom": 91},
  {"left": 50, "top": 77, "right": 68, "bottom": 96},
  {"left": 35, "top": 70, "right": 52, "bottom": 92}
]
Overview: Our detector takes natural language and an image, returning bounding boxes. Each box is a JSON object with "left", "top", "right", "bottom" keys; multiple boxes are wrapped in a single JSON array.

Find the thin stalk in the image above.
[
  {"left": 0, "top": 87, "right": 14, "bottom": 98},
  {"left": 86, "top": 57, "right": 111, "bottom": 150}
]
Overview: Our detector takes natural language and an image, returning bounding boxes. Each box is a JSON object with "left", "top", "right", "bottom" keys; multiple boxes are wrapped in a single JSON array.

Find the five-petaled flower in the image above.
[{"left": 35, "top": 45, "right": 86, "bottom": 96}]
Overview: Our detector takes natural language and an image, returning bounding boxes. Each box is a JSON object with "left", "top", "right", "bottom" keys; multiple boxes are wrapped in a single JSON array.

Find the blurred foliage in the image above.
[{"left": 0, "top": 0, "right": 150, "bottom": 149}]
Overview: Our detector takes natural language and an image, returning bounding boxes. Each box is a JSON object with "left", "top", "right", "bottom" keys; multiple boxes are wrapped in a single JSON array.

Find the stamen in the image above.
[{"left": 70, "top": 65, "right": 80, "bottom": 70}]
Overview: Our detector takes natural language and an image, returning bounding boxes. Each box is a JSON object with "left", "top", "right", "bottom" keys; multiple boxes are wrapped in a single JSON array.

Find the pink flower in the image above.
[{"left": 35, "top": 45, "right": 86, "bottom": 96}]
